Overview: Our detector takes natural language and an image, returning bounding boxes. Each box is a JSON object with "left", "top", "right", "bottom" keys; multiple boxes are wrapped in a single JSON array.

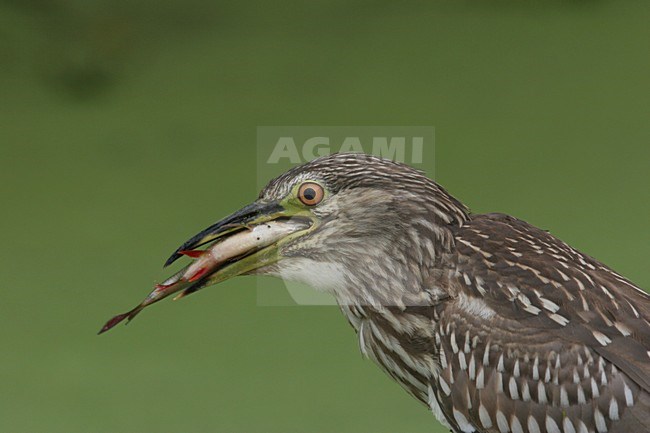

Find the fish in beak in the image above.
[{"left": 98, "top": 200, "right": 315, "bottom": 334}]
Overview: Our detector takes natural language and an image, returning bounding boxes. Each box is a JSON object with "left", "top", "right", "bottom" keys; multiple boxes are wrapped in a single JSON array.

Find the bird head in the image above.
[
  {"left": 100, "top": 153, "right": 468, "bottom": 333},
  {"left": 168, "top": 153, "right": 468, "bottom": 302}
]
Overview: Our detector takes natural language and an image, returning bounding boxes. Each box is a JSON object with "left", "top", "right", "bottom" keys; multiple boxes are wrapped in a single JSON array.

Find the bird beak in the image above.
[
  {"left": 99, "top": 199, "right": 316, "bottom": 334},
  {"left": 164, "top": 200, "right": 288, "bottom": 267}
]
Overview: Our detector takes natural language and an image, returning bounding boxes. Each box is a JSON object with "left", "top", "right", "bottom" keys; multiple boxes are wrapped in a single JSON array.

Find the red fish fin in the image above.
[
  {"left": 98, "top": 306, "right": 143, "bottom": 334},
  {"left": 187, "top": 267, "right": 208, "bottom": 282},
  {"left": 179, "top": 250, "right": 205, "bottom": 258}
]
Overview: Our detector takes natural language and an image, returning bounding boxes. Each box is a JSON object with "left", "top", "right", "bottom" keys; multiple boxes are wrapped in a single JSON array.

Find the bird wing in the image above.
[{"left": 431, "top": 213, "right": 650, "bottom": 433}]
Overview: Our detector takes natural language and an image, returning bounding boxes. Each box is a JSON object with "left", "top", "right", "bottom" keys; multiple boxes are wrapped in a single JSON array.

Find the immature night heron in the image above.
[{"left": 102, "top": 153, "right": 650, "bottom": 433}]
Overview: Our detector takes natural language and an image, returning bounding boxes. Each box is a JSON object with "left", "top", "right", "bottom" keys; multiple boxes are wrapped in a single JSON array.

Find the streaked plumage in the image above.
[
  {"left": 262, "top": 154, "right": 649, "bottom": 432},
  {"left": 103, "top": 152, "right": 650, "bottom": 432}
]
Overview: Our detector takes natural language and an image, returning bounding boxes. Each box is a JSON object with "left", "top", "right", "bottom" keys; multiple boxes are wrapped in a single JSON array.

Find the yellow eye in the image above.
[{"left": 298, "top": 182, "right": 324, "bottom": 206}]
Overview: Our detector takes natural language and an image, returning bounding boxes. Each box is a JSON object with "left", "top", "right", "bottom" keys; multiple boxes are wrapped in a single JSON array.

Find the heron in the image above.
[{"left": 101, "top": 153, "right": 650, "bottom": 433}]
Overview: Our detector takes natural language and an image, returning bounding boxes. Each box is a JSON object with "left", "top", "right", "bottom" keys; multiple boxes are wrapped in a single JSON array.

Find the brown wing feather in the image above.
[{"left": 436, "top": 212, "right": 650, "bottom": 432}]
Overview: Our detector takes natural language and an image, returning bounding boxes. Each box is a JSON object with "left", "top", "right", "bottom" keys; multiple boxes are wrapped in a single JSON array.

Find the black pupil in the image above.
[{"left": 303, "top": 187, "right": 316, "bottom": 201}]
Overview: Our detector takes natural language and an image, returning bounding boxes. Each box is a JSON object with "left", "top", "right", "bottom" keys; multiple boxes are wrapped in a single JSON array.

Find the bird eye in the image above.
[{"left": 298, "top": 182, "right": 324, "bottom": 206}]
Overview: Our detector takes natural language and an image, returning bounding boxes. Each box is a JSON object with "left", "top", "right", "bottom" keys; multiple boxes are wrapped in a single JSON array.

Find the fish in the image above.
[{"left": 98, "top": 219, "right": 309, "bottom": 334}]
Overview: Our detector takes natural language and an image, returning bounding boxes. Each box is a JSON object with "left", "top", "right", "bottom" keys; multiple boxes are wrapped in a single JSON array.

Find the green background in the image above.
[{"left": 1, "top": 1, "right": 648, "bottom": 432}]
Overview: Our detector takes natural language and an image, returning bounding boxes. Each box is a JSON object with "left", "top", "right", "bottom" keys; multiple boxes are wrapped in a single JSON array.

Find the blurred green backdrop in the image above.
[{"left": 1, "top": 1, "right": 648, "bottom": 432}]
